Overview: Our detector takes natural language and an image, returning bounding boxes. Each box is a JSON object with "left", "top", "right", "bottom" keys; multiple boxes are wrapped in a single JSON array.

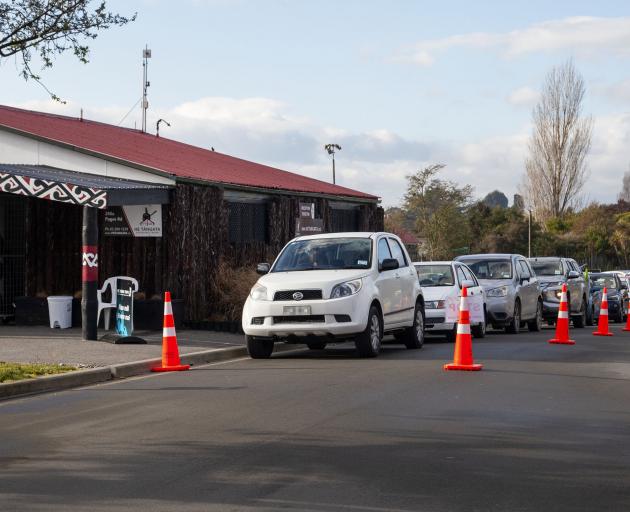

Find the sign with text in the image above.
[
  {"left": 299, "top": 202, "right": 315, "bottom": 219},
  {"left": 104, "top": 205, "right": 162, "bottom": 237},
  {"left": 115, "top": 278, "right": 134, "bottom": 336},
  {"left": 295, "top": 217, "right": 324, "bottom": 236},
  {"left": 444, "top": 293, "right": 485, "bottom": 324}
]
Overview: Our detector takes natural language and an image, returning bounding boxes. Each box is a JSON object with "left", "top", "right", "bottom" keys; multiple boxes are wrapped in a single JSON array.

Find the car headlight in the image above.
[
  {"left": 544, "top": 287, "right": 562, "bottom": 300},
  {"left": 486, "top": 286, "right": 508, "bottom": 297},
  {"left": 426, "top": 300, "right": 446, "bottom": 309},
  {"left": 330, "top": 279, "right": 362, "bottom": 299},
  {"left": 542, "top": 281, "right": 563, "bottom": 289},
  {"left": 250, "top": 283, "right": 269, "bottom": 301}
]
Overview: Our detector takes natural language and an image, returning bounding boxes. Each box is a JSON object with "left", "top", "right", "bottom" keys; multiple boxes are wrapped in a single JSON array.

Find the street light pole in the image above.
[{"left": 324, "top": 143, "right": 341, "bottom": 185}]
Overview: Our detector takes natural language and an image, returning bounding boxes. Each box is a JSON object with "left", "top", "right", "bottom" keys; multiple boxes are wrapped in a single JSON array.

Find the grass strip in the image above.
[{"left": 0, "top": 362, "right": 77, "bottom": 383}]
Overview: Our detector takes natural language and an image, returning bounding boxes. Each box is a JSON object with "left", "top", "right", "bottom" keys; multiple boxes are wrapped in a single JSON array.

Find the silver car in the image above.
[{"left": 454, "top": 254, "right": 543, "bottom": 333}]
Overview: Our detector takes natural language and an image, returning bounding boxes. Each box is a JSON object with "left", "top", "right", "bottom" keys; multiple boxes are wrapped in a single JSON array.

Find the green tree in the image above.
[
  {"left": 0, "top": 1, "right": 135, "bottom": 100},
  {"left": 404, "top": 165, "right": 473, "bottom": 260}
]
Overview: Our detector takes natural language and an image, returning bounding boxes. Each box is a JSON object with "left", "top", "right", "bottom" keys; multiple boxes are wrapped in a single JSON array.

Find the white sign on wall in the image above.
[
  {"left": 104, "top": 205, "right": 162, "bottom": 237},
  {"left": 124, "top": 205, "right": 162, "bottom": 237}
]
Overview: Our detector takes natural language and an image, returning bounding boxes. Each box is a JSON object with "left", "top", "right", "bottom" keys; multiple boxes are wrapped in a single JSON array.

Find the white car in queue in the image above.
[
  {"left": 242, "top": 232, "right": 425, "bottom": 359},
  {"left": 414, "top": 261, "right": 487, "bottom": 342}
]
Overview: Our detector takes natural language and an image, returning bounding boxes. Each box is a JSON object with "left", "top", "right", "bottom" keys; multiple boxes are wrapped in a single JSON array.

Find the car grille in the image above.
[
  {"left": 272, "top": 315, "right": 325, "bottom": 324},
  {"left": 273, "top": 290, "right": 323, "bottom": 301}
]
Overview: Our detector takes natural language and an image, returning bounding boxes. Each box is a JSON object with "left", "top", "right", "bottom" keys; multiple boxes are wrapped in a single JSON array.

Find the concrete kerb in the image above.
[
  {"left": 0, "top": 367, "right": 112, "bottom": 399},
  {"left": 0, "top": 344, "right": 298, "bottom": 400}
]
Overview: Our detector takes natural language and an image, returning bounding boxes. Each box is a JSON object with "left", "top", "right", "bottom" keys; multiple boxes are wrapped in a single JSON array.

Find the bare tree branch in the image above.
[
  {"left": 522, "top": 60, "right": 592, "bottom": 222},
  {"left": 0, "top": 1, "right": 136, "bottom": 101}
]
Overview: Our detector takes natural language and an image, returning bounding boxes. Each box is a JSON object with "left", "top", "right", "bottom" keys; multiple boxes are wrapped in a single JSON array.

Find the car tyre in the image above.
[
  {"left": 246, "top": 336, "right": 274, "bottom": 359},
  {"left": 505, "top": 300, "right": 521, "bottom": 334},
  {"left": 573, "top": 298, "right": 586, "bottom": 328},
  {"left": 586, "top": 304, "right": 595, "bottom": 326},
  {"left": 306, "top": 341, "right": 327, "bottom": 350},
  {"left": 400, "top": 303, "right": 425, "bottom": 349},
  {"left": 355, "top": 306, "right": 382, "bottom": 358},
  {"left": 471, "top": 309, "right": 486, "bottom": 338},
  {"left": 527, "top": 300, "right": 543, "bottom": 332},
  {"left": 445, "top": 324, "right": 457, "bottom": 343}
]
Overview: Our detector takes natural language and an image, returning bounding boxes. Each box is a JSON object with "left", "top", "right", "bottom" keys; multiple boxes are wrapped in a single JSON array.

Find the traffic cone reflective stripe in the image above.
[
  {"left": 593, "top": 287, "right": 613, "bottom": 337},
  {"left": 444, "top": 287, "right": 482, "bottom": 371},
  {"left": 549, "top": 284, "right": 575, "bottom": 345},
  {"left": 151, "top": 291, "right": 190, "bottom": 372}
]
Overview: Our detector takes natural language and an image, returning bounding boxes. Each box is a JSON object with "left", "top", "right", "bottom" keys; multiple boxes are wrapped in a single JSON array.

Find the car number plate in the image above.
[{"left": 283, "top": 305, "right": 311, "bottom": 316}]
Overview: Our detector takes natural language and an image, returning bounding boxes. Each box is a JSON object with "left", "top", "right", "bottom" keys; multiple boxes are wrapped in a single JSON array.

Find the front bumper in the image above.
[
  {"left": 242, "top": 293, "right": 369, "bottom": 339},
  {"left": 424, "top": 308, "right": 453, "bottom": 332},
  {"left": 485, "top": 295, "right": 514, "bottom": 326}
]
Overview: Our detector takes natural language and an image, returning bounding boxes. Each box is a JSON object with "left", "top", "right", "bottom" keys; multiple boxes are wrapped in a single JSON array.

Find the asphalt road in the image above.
[{"left": 2, "top": 324, "right": 630, "bottom": 512}]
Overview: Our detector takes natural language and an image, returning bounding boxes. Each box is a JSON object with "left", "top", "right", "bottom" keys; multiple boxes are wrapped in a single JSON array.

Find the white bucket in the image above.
[{"left": 47, "top": 296, "right": 73, "bottom": 329}]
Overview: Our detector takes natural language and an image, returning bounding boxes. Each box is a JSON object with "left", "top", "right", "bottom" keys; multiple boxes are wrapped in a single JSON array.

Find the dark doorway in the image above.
[{"left": 0, "top": 193, "right": 26, "bottom": 317}]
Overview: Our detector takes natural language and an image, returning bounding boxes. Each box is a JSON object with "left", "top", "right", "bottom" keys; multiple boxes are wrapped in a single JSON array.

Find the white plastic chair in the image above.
[{"left": 97, "top": 276, "right": 139, "bottom": 330}]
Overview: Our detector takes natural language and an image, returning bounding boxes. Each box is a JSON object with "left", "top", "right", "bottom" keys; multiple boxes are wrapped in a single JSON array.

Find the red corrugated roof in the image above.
[
  {"left": 0, "top": 105, "right": 377, "bottom": 200},
  {"left": 393, "top": 228, "right": 420, "bottom": 244}
]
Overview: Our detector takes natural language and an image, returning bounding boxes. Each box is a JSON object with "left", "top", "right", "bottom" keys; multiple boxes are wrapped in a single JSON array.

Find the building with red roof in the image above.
[{"left": 0, "top": 105, "right": 383, "bottom": 332}]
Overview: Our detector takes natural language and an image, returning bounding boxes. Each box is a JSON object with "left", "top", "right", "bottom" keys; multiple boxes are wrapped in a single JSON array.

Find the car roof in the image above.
[
  {"left": 292, "top": 231, "right": 398, "bottom": 241},
  {"left": 528, "top": 256, "right": 563, "bottom": 261},
  {"left": 456, "top": 253, "right": 520, "bottom": 259},
  {"left": 413, "top": 261, "right": 455, "bottom": 266}
]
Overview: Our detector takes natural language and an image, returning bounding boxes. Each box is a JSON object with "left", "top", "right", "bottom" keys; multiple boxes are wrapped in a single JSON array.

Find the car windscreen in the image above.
[
  {"left": 591, "top": 275, "right": 617, "bottom": 290},
  {"left": 272, "top": 238, "right": 372, "bottom": 272},
  {"left": 530, "top": 260, "right": 563, "bottom": 276},
  {"left": 415, "top": 265, "right": 455, "bottom": 286},
  {"left": 459, "top": 258, "right": 513, "bottom": 279}
]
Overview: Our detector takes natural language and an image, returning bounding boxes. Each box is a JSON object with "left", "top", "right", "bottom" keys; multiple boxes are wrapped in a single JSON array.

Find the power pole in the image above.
[
  {"left": 528, "top": 209, "right": 532, "bottom": 258},
  {"left": 141, "top": 45, "right": 151, "bottom": 132},
  {"left": 324, "top": 143, "right": 341, "bottom": 184}
]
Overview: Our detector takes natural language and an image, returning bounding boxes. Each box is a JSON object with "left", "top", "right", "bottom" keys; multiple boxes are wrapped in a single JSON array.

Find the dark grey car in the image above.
[
  {"left": 455, "top": 254, "right": 543, "bottom": 334},
  {"left": 528, "top": 257, "right": 587, "bottom": 328}
]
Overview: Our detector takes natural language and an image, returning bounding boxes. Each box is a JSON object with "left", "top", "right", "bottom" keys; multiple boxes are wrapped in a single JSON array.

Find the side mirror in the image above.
[
  {"left": 461, "top": 279, "right": 475, "bottom": 289},
  {"left": 567, "top": 270, "right": 580, "bottom": 279},
  {"left": 380, "top": 258, "right": 399, "bottom": 272},
  {"left": 256, "top": 263, "right": 271, "bottom": 275},
  {"left": 621, "top": 282, "right": 628, "bottom": 290},
  {"left": 519, "top": 276, "right": 529, "bottom": 284},
  {"left": 591, "top": 285, "right": 601, "bottom": 292}
]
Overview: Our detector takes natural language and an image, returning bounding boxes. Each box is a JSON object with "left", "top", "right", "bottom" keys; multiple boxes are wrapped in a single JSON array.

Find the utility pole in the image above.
[
  {"left": 528, "top": 209, "right": 532, "bottom": 258},
  {"left": 324, "top": 143, "right": 341, "bottom": 184},
  {"left": 141, "top": 45, "right": 151, "bottom": 132}
]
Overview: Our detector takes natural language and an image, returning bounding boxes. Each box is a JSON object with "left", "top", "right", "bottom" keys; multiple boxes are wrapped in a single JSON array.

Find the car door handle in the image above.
[{"left": 395, "top": 274, "right": 401, "bottom": 279}]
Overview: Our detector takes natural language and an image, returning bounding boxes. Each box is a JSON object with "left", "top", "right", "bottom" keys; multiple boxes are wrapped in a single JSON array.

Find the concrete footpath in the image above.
[{"left": 0, "top": 326, "right": 250, "bottom": 399}]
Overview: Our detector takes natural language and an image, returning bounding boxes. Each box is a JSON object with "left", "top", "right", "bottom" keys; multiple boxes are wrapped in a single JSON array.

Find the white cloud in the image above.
[
  {"left": 507, "top": 86, "right": 539, "bottom": 107},
  {"left": 593, "top": 79, "right": 630, "bottom": 103},
  {"left": 7, "top": 96, "right": 625, "bottom": 206},
  {"left": 396, "top": 16, "right": 630, "bottom": 66}
]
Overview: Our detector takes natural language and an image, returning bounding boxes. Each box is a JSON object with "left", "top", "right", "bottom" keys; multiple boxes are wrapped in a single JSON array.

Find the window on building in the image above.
[
  {"left": 330, "top": 208, "right": 359, "bottom": 232},
  {"left": 228, "top": 202, "right": 268, "bottom": 243}
]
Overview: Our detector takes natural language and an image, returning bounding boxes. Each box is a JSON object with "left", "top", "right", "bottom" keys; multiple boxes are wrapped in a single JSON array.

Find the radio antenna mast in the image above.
[{"left": 141, "top": 45, "right": 151, "bottom": 132}]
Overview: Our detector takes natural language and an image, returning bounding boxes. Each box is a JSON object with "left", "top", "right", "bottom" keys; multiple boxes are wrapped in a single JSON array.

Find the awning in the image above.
[{"left": 0, "top": 164, "right": 171, "bottom": 209}]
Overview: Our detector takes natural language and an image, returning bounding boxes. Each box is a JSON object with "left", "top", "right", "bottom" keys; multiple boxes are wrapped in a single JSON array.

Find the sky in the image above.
[{"left": 2, "top": 0, "right": 630, "bottom": 206}]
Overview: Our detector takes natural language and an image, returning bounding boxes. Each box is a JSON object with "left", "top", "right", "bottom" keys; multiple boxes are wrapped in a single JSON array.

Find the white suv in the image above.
[{"left": 242, "top": 232, "right": 425, "bottom": 358}]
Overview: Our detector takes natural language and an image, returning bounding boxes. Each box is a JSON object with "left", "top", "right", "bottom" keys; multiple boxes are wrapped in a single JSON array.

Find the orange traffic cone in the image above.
[
  {"left": 548, "top": 283, "right": 575, "bottom": 345},
  {"left": 623, "top": 305, "right": 630, "bottom": 332},
  {"left": 151, "top": 291, "right": 190, "bottom": 372},
  {"left": 444, "top": 286, "right": 483, "bottom": 371},
  {"left": 593, "top": 287, "right": 613, "bottom": 337}
]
